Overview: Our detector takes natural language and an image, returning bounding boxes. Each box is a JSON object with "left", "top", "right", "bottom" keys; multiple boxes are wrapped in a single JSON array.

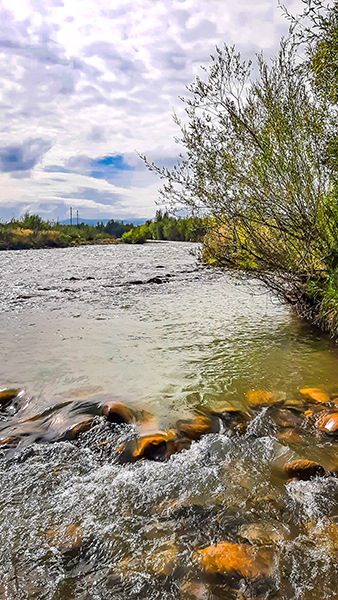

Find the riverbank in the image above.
[{"left": 0, "top": 230, "right": 118, "bottom": 250}]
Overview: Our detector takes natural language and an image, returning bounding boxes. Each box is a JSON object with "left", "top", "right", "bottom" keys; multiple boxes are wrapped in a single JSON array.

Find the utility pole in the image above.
[
  {"left": 77, "top": 210, "right": 79, "bottom": 227},
  {"left": 70, "top": 206, "right": 72, "bottom": 226}
]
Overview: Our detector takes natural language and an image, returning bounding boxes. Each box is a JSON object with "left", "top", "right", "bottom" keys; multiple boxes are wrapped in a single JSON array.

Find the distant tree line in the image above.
[
  {"left": 120, "top": 210, "right": 206, "bottom": 244},
  {"left": 0, "top": 211, "right": 205, "bottom": 250}
]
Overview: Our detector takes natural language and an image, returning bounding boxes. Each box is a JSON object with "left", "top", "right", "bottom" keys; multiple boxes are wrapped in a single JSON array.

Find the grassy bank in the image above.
[{"left": 0, "top": 216, "right": 117, "bottom": 250}]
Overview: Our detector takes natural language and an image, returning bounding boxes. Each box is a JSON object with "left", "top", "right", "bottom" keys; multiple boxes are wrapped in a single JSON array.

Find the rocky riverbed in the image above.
[{"left": 2, "top": 242, "right": 338, "bottom": 598}]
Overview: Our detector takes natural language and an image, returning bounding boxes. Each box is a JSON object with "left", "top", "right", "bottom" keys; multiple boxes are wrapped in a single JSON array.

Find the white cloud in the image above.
[{"left": 0, "top": 0, "right": 304, "bottom": 221}]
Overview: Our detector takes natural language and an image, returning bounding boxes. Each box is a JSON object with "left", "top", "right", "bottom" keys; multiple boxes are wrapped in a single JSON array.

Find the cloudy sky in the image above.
[{"left": 0, "top": 0, "right": 302, "bottom": 223}]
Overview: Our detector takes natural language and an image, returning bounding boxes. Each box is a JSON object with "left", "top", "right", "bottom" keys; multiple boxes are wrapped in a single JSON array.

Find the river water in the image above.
[{"left": 1, "top": 242, "right": 338, "bottom": 599}]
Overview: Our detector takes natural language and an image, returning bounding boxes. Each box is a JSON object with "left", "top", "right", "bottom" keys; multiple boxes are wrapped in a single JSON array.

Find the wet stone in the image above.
[
  {"left": 316, "top": 412, "right": 338, "bottom": 434},
  {"left": 177, "top": 415, "right": 214, "bottom": 441},
  {"left": 284, "top": 459, "right": 326, "bottom": 481},
  {"left": 102, "top": 401, "right": 136, "bottom": 425},
  {"left": 238, "top": 521, "right": 287, "bottom": 546},
  {"left": 197, "top": 541, "right": 273, "bottom": 579},
  {"left": 210, "top": 407, "right": 249, "bottom": 434},
  {"left": 60, "top": 417, "right": 94, "bottom": 440},
  {"left": 179, "top": 579, "right": 209, "bottom": 600},
  {"left": 118, "top": 430, "right": 190, "bottom": 462},
  {"left": 246, "top": 390, "right": 282, "bottom": 408},
  {"left": 277, "top": 429, "right": 302, "bottom": 445},
  {"left": 45, "top": 524, "right": 83, "bottom": 559},
  {"left": 300, "top": 388, "right": 330, "bottom": 404},
  {"left": 0, "top": 388, "right": 21, "bottom": 409}
]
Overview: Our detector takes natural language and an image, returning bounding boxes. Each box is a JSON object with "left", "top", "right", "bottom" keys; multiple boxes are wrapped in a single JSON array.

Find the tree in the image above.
[{"left": 141, "top": 39, "right": 335, "bottom": 313}]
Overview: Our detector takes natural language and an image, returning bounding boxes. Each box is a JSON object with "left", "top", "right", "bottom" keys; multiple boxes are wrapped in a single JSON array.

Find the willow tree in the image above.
[{"left": 142, "top": 38, "right": 338, "bottom": 329}]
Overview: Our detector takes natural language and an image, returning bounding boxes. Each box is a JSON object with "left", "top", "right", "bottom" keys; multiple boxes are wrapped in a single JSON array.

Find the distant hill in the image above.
[{"left": 60, "top": 217, "right": 150, "bottom": 226}]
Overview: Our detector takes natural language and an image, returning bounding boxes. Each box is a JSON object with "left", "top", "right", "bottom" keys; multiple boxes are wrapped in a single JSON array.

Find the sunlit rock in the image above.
[
  {"left": 102, "top": 402, "right": 136, "bottom": 424},
  {"left": 177, "top": 415, "right": 214, "bottom": 441},
  {"left": 45, "top": 524, "right": 83, "bottom": 558},
  {"left": 118, "top": 430, "right": 190, "bottom": 462},
  {"left": 284, "top": 459, "right": 326, "bottom": 481},
  {"left": 246, "top": 390, "right": 279, "bottom": 407},
  {"left": 316, "top": 412, "right": 338, "bottom": 434},
  {"left": 300, "top": 388, "right": 330, "bottom": 403},
  {"left": 197, "top": 541, "right": 273, "bottom": 578}
]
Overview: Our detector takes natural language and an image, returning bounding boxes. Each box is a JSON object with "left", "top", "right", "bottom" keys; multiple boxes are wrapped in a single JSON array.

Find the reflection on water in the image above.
[{"left": 1, "top": 242, "right": 338, "bottom": 599}]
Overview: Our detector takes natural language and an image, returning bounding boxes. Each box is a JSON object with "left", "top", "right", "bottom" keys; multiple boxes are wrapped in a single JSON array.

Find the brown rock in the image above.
[
  {"left": 177, "top": 415, "right": 214, "bottom": 441},
  {"left": 179, "top": 580, "right": 209, "bottom": 599},
  {"left": 284, "top": 459, "right": 325, "bottom": 481},
  {"left": 210, "top": 407, "right": 249, "bottom": 433},
  {"left": 118, "top": 430, "right": 190, "bottom": 462},
  {"left": 305, "top": 520, "right": 338, "bottom": 552},
  {"left": 62, "top": 417, "right": 94, "bottom": 440},
  {"left": 300, "top": 388, "right": 330, "bottom": 403},
  {"left": 0, "top": 388, "right": 21, "bottom": 408},
  {"left": 145, "top": 544, "right": 178, "bottom": 576},
  {"left": 0, "top": 435, "right": 21, "bottom": 446},
  {"left": 277, "top": 429, "right": 302, "bottom": 445},
  {"left": 238, "top": 522, "right": 286, "bottom": 546},
  {"left": 197, "top": 541, "right": 273, "bottom": 578},
  {"left": 102, "top": 402, "right": 135, "bottom": 425},
  {"left": 45, "top": 524, "right": 83, "bottom": 558},
  {"left": 246, "top": 390, "right": 277, "bottom": 407},
  {"left": 316, "top": 412, "right": 338, "bottom": 434}
]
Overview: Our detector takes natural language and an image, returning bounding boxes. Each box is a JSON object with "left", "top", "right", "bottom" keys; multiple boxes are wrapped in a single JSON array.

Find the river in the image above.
[{"left": 0, "top": 242, "right": 338, "bottom": 599}]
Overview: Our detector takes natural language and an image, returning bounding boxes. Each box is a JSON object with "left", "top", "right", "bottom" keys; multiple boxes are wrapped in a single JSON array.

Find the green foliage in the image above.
[
  {"left": 96, "top": 219, "right": 134, "bottom": 238},
  {"left": 121, "top": 213, "right": 206, "bottom": 244},
  {"left": 0, "top": 213, "right": 116, "bottom": 250},
  {"left": 0, "top": 212, "right": 206, "bottom": 250},
  {"left": 141, "top": 21, "right": 338, "bottom": 335}
]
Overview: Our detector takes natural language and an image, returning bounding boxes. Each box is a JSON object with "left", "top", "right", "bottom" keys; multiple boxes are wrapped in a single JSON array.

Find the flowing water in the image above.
[{"left": 1, "top": 242, "right": 338, "bottom": 599}]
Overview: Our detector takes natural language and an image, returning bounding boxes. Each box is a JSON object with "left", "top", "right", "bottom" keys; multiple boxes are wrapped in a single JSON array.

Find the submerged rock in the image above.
[
  {"left": 145, "top": 543, "right": 178, "bottom": 576},
  {"left": 177, "top": 415, "right": 214, "bottom": 441},
  {"left": 316, "top": 412, "right": 338, "bottom": 434},
  {"left": 45, "top": 524, "right": 83, "bottom": 558},
  {"left": 246, "top": 390, "right": 280, "bottom": 407},
  {"left": 146, "top": 276, "right": 167, "bottom": 284},
  {"left": 179, "top": 580, "right": 208, "bottom": 600},
  {"left": 0, "top": 388, "right": 22, "bottom": 409},
  {"left": 284, "top": 459, "right": 326, "bottom": 481},
  {"left": 210, "top": 407, "right": 249, "bottom": 434},
  {"left": 102, "top": 402, "right": 136, "bottom": 425},
  {"left": 238, "top": 522, "right": 287, "bottom": 546},
  {"left": 300, "top": 388, "right": 330, "bottom": 403},
  {"left": 197, "top": 541, "right": 273, "bottom": 579},
  {"left": 305, "top": 519, "right": 338, "bottom": 553}
]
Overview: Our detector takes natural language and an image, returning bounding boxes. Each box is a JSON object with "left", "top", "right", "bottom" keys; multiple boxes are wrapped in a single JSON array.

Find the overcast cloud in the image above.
[{"left": 0, "top": 0, "right": 303, "bottom": 222}]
